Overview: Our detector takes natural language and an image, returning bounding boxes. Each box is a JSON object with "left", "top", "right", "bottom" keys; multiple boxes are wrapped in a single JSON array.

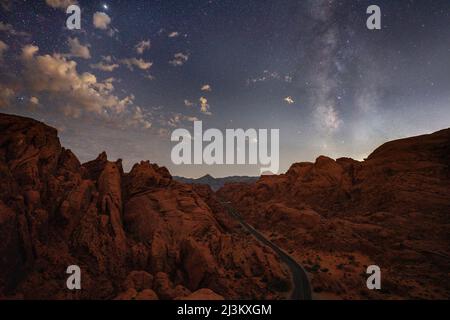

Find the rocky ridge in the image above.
[{"left": 0, "top": 113, "right": 290, "bottom": 300}]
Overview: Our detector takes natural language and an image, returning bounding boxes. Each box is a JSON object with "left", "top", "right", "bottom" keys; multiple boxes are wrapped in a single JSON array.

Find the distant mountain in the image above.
[{"left": 174, "top": 174, "right": 259, "bottom": 191}]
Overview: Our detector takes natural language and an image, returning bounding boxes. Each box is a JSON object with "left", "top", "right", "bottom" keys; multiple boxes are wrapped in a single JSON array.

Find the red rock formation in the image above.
[
  {"left": 219, "top": 129, "right": 450, "bottom": 299},
  {"left": 0, "top": 113, "right": 290, "bottom": 300}
]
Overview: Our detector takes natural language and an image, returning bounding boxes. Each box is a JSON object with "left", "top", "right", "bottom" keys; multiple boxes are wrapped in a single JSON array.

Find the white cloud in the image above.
[
  {"left": 121, "top": 57, "right": 153, "bottom": 71},
  {"left": 20, "top": 45, "right": 133, "bottom": 116},
  {"left": 169, "top": 52, "right": 189, "bottom": 67},
  {"left": 168, "top": 31, "right": 179, "bottom": 38},
  {"left": 67, "top": 37, "right": 91, "bottom": 59},
  {"left": 135, "top": 40, "right": 151, "bottom": 54},
  {"left": 129, "top": 106, "right": 152, "bottom": 129},
  {"left": 201, "top": 84, "right": 212, "bottom": 92},
  {"left": 90, "top": 62, "right": 119, "bottom": 72},
  {"left": 30, "top": 96, "right": 39, "bottom": 105},
  {"left": 45, "top": 0, "right": 76, "bottom": 9},
  {"left": 90, "top": 55, "right": 119, "bottom": 72},
  {"left": 93, "top": 12, "right": 111, "bottom": 30},
  {"left": 21, "top": 44, "right": 39, "bottom": 60},
  {"left": 284, "top": 96, "right": 294, "bottom": 104},
  {"left": 2, "top": 44, "right": 153, "bottom": 129}
]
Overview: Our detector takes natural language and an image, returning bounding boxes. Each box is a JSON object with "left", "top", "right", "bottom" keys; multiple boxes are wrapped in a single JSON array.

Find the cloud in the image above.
[
  {"left": 185, "top": 116, "right": 199, "bottom": 122},
  {"left": 167, "top": 113, "right": 199, "bottom": 127},
  {"left": 169, "top": 52, "right": 189, "bottom": 67},
  {"left": 2, "top": 44, "right": 154, "bottom": 130},
  {"left": 29, "top": 96, "right": 39, "bottom": 105},
  {"left": 67, "top": 37, "right": 91, "bottom": 59},
  {"left": 184, "top": 99, "right": 194, "bottom": 107},
  {"left": 135, "top": 40, "right": 151, "bottom": 54},
  {"left": 199, "top": 97, "right": 212, "bottom": 115},
  {"left": 21, "top": 44, "right": 39, "bottom": 60},
  {"left": 93, "top": 12, "right": 111, "bottom": 30},
  {"left": 0, "top": 40, "right": 8, "bottom": 60},
  {"left": 45, "top": 0, "right": 76, "bottom": 9},
  {"left": 19, "top": 45, "right": 134, "bottom": 116},
  {"left": 128, "top": 106, "right": 152, "bottom": 129},
  {"left": 284, "top": 96, "right": 294, "bottom": 104},
  {"left": 90, "top": 55, "right": 119, "bottom": 72},
  {"left": 201, "top": 84, "right": 212, "bottom": 92},
  {"left": 168, "top": 31, "right": 179, "bottom": 38},
  {"left": 121, "top": 58, "right": 153, "bottom": 71},
  {"left": 0, "top": 21, "right": 30, "bottom": 37}
]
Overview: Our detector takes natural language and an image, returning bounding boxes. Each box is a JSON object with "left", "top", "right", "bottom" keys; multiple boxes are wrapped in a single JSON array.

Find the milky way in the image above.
[{"left": 0, "top": 0, "right": 449, "bottom": 177}]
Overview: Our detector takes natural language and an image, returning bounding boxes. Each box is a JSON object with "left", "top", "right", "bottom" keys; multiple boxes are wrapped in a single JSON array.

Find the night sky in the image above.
[{"left": 1, "top": 0, "right": 449, "bottom": 178}]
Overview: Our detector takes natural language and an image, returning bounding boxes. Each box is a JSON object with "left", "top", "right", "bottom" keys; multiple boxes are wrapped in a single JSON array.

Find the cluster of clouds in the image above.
[
  {"left": 0, "top": 3, "right": 202, "bottom": 132},
  {"left": 66, "top": 37, "right": 91, "bottom": 59},
  {"left": 169, "top": 52, "right": 189, "bottom": 67},
  {"left": 121, "top": 57, "right": 153, "bottom": 71},
  {"left": 0, "top": 42, "right": 154, "bottom": 130},
  {"left": 90, "top": 55, "right": 119, "bottom": 72},
  {"left": 19, "top": 45, "right": 135, "bottom": 115},
  {"left": 93, "top": 11, "right": 118, "bottom": 37},
  {"left": 135, "top": 40, "right": 151, "bottom": 54}
]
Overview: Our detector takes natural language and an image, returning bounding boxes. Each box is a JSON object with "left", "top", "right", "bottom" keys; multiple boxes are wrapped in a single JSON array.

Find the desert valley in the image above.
[{"left": 0, "top": 113, "right": 448, "bottom": 300}]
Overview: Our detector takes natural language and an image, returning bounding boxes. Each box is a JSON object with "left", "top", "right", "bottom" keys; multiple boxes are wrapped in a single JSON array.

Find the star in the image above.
[{"left": 102, "top": 4, "right": 109, "bottom": 10}]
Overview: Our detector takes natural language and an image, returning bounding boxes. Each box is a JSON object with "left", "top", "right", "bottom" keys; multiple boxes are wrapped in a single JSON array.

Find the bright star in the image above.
[{"left": 103, "top": 4, "right": 108, "bottom": 10}]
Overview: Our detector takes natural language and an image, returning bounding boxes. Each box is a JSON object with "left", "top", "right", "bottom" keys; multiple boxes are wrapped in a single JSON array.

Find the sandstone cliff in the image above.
[
  {"left": 219, "top": 129, "right": 450, "bottom": 299},
  {"left": 0, "top": 113, "right": 290, "bottom": 300}
]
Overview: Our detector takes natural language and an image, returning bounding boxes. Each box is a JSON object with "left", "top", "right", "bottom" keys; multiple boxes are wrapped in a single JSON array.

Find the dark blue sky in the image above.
[{"left": 1, "top": 0, "right": 449, "bottom": 177}]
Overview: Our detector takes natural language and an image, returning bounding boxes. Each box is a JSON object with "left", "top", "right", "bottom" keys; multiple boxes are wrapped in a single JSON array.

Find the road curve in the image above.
[{"left": 220, "top": 201, "right": 312, "bottom": 300}]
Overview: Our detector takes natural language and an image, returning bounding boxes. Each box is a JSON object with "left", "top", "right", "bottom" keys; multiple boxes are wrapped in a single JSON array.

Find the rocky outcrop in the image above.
[
  {"left": 219, "top": 129, "right": 450, "bottom": 299},
  {"left": 0, "top": 113, "right": 289, "bottom": 300}
]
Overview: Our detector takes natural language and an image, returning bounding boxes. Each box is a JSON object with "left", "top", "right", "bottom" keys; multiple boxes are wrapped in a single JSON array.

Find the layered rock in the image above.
[
  {"left": 0, "top": 113, "right": 289, "bottom": 300},
  {"left": 219, "top": 129, "right": 450, "bottom": 299}
]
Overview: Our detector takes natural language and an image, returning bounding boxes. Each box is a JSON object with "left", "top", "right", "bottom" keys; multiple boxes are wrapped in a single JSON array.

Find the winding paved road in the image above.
[{"left": 220, "top": 201, "right": 312, "bottom": 300}]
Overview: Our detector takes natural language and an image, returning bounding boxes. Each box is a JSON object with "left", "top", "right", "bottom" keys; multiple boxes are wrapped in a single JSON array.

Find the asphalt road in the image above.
[{"left": 220, "top": 201, "right": 312, "bottom": 300}]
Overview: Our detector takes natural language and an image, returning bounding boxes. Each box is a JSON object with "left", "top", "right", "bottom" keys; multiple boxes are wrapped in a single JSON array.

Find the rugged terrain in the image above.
[
  {"left": 1, "top": 112, "right": 449, "bottom": 300},
  {"left": 0, "top": 113, "right": 290, "bottom": 300},
  {"left": 219, "top": 129, "right": 450, "bottom": 299}
]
